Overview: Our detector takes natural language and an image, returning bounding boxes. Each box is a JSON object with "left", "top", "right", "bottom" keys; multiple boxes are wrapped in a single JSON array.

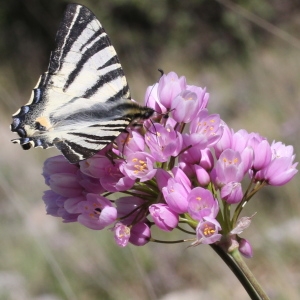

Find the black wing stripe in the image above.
[
  {"left": 106, "top": 84, "right": 130, "bottom": 102},
  {"left": 69, "top": 132, "right": 118, "bottom": 141},
  {"left": 83, "top": 140, "right": 112, "bottom": 145},
  {"left": 80, "top": 28, "right": 106, "bottom": 51},
  {"left": 83, "top": 68, "right": 125, "bottom": 98},
  {"left": 63, "top": 31, "right": 110, "bottom": 90},
  {"left": 49, "top": 5, "right": 95, "bottom": 74},
  {"left": 65, "top": 140, "right": 99, "bottom": 156},
  {"left": 89, "top": 123, "right": 131, "bottom": 129},
  {"left": 55, "top": 139, "right": 98, "bottom": 163},
  {"left": 97, "top": 55, "right": 119, "bottom": 70}
]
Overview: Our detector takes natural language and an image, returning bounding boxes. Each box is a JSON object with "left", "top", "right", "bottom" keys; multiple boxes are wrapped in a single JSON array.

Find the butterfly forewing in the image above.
[
  {"left": 11, "top": 4, "right": 153, "bottom": 163},
  {"left": 48, "top": 4, "right": 129, "bottom": 100}
]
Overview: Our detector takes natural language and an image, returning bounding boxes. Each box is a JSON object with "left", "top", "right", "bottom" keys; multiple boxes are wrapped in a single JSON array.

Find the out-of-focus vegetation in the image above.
[{"left": 1, "top": 0, "right": 300, "bottom": 299}]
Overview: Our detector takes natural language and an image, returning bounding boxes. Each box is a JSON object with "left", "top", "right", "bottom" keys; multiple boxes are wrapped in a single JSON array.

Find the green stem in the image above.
[
  {"left": 150, "top": 238, "right": 191, "bottom": 244},
  {"left": 143, "top": 178, "right": 160, "bottom": 191},
  {"left": 223, "top": 202, "right": 231, "bottom": 233},
  {"left": 210, "top": 244, "right": 269, "bottom": 300},
  {"left": 232, "top": 181, "right": 267, "bottom": 225},
  {"left": 233, "top": 180, "right": 254, "bottom": 224},
  {"left": 176, "top": 225, "right": 196, "bottom": 235}
]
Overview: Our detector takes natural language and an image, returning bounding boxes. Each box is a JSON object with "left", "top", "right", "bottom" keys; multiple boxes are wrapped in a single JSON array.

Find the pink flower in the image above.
[
  {"left": 115, "top": 130, "right": 145, "bottom": 156},
  {"left": 49, "top": 173, "right": 83, "bottom": 197},
  {"left": 113, "top": 223, "right": 131, "bottom": 247},
  {"left": 179, "top": 147, "right": 214, "bottom": 178},
  {"left": 80, "top": 156, "right": 135, "bottom": 192},
  {"left": 179, "top": 134, "right": 203, "bottom": 165},
  {"left": 155, "top": 168, "right": 172, "bottom": 191},
  {"left": 186, "top": 85, "right": 209, "bottom": 111},
  {"left": 157, "top": 72, "right": 187, "bottom": 109},
  {"left": 247, "top": 135, "right": 271, "bottom": 171},
  {"left": 214, "top": 128, "right": 255, "bottom": 172},
  {"left": 239, "top": 238, "right": 253, "bottom": 258},
  {"left": 43, "top": 155, "right": 78, "bottom": 185},
  {"left": 211, "top": 149, "right": 245, "bottom": 187},
  {"left": 171, "top": 90, "right": 199, "bottom": 123},
  {"left": 149, "top": 204, "right": 179, "bottom": 231},
  {"left": 194, "top": 217, "right": 222, "bottom": 245},
  {"left": 101, "top": 160, "right": 135, "bottom": 191},
  {"left": 145, "top": 123, "right": 183, "bottom": 162},
  {"left": 64, "top": 196, "right": 86, "bottom": 214},
  {"left": 220, "top": 182, "right": 243, "bottom": 204},
  {"left": 189, "top": 110, "right": 223, "bottom": 147},
  {"left": 271, "top": 141, "right": 295, "bottom": 158},
  {"left": 42, "top": 190, "right": 79, "bottom": 222},
  {"left": 172, "top": 167, "right": 192, "bottom": 191},
  {"left": 162, "top": 173, "right": 191, "bottom": 214},
  {"left": 129, "top": 223, "right": 151, "bottom": 246},
  {"left": 77, "top": 193, "right": 117, "bottom": 230},
  {"left": 79, "top": 155, "right": 109, "bottom": 178},
  {"left": 43, "top": 190, "right": 65, "bottom": 217},
  {"left": 122, "top": 152, "right": 157, "bottom": 182},
  {"left": 178, "top": 161, "right": 195, "bottom": 178},
  {"left": 76, "top": 171, "right": 105, "bottom": 194},
  {"left": 231, "top": 129, "right": 250, "bottom": 153},
  {"left": 188, "top": 187, "right": 219, "bottom": 220},
  {"left": 194, "top": 165, "right": 210, "bottom": 186},
  {"left": 144, "top": 83, "right": 167, "bottom": 114},
  {"left": 115, "top": 196, "right": 145, "bottom": 224},
  {"left": 240, "top": 146, "right": 254, "bottom": 174},
  {"left": 255, "top": 142, "right": 298, "bottom": 185},
  {"left": 199, "top": 148, "right": 214, "bottom": 170},
  {"left": 214, "top": 122, "right": 232, "bottom": 158},
  {"left": 211, "top": 149, "right": 245, "bottom": 203},
  {"left": 262, "top": 156, "right": 298, "bottom": 186}
]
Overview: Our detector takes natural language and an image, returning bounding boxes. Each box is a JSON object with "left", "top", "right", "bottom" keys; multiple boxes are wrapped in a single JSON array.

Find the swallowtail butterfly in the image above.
[{"left": 10, "top": 4, "right": 154, "bottom": 163}]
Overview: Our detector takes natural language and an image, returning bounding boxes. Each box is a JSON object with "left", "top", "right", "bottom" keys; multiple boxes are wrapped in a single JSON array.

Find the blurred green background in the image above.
[{"left": 1, "top": 0, "right": 300, "bottom": 299}]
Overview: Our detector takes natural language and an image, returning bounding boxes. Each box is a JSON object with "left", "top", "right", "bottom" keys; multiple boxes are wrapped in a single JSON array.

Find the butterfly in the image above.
[{"left": 10, "top": 4, "right": 154, "bottom": 163}]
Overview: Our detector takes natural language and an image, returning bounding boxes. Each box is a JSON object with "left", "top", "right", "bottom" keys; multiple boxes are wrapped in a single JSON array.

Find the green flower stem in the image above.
[
  {"left": 223, "top": 202, "right": 231, "bottom": 233},
  {"left": 210, "top": 244, "right": 270, "bottom": 300},
  {"left": 143, "top": 178, "right": 160, "bottom": 191},
  {"left": 232, "top": 181, "right": 267, "bottom": 225},
  {"left": 150, "top": 238, "right": 191, "bottom": 244},
  {"left": 168, "top": 156, "right": 177, "bottom": 170},
  {"left": 176, "top": 225, "right": 196, "bottom": 235}
]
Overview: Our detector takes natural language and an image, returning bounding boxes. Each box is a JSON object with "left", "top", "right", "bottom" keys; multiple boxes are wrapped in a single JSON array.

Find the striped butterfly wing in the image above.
[{"left": 11, "top": 4, "right": 146, "bottom": 163}]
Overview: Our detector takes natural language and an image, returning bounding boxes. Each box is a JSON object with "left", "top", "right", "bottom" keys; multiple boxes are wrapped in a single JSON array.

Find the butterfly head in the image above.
[{"left": 139, "top": 106, "right": 155, "bottom": 120}]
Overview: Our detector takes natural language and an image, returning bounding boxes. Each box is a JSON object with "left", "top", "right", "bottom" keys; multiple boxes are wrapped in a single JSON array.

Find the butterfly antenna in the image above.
[
  {"left": 118, "top": 131, "right": 130, "bottom": 159},
  {"left": 144, "top": 118, "right": 160, "bottom": 145},
  {"left": 145, "top": 68, "right": 165, "bottom": 108},
  {"left": 144, "top": 118, "right": 157, "bottom": 135},
  {"left": 158, "top": 68, "right": 164, "bottom": 77}
]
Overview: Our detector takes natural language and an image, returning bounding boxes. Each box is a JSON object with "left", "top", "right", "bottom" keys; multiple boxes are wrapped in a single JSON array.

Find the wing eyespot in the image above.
[
  {"left": 35, "top": 121, "right": 47, "bottom": 131},
  {"left": 22, "top": 143, "right": 32, "bottom": 150}
]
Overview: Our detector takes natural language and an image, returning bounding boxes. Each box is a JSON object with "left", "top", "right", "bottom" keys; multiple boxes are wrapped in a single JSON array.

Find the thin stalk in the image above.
[
  {"left": 210, "top": 244, "right": 269, "bottom": 300},
  {"left": 232, "top": 181, "right": 267, "bottom": 225},
  {"left": 223, "top": 202, "right": 231, "bottom": 233}
]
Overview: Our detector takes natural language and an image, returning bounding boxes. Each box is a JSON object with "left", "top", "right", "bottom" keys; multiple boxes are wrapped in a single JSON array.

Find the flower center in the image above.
[
  {"left": 203, "top": 224, "right": 215, "bottom": 236},
  {"left": 132, "top": 158, "right": 148, "bottom": 174}
]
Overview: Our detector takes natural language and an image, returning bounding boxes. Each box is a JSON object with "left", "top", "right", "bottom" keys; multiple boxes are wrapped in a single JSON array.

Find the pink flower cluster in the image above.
[{"left": 42, "top": 72, "right": 298, "bottom": 252}]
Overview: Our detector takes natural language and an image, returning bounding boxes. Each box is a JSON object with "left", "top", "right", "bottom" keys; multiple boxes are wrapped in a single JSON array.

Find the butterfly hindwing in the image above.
[{"left": 11, "top": 4, "right": 153, "bottom": 163}]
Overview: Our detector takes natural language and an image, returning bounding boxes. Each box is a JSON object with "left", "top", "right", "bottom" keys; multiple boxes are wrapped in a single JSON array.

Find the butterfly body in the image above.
[{"left": 11, "top": 4, "right": 154, "bottom": 163}]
